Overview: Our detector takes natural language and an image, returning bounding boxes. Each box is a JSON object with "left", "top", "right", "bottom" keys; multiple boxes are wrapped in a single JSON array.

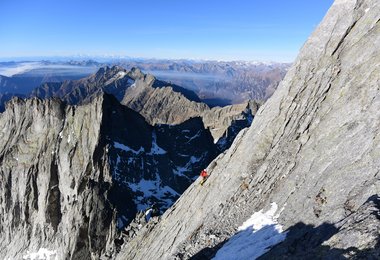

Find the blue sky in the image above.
[{"left": 0, "top": 0, "right": 333, "bottom": 62}]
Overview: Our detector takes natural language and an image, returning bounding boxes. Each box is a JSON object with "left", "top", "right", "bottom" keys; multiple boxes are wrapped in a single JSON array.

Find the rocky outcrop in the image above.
[
  {"left": 0, "top": 96, "right": 116, "bottom": 259},
  {"left": 203, "top": 100, "right": 260, "bottom": 149},
  {"left": 0, "top": 92, "right": 221, "bottom": 259},
  {"left": 121, "top": 74, "right": 260, "bottom": 144},
  {"left": 121, "top": 70, "right": 208, "bottom": 126},
  {"left": 0, "top": 92, "right": 25, "bottom": 112},
  {"left": 31, "top": 66, "right": 134, "bottom": 104},
  {"left": 116, "top": 0, "right": 380, "bottom": 259}
]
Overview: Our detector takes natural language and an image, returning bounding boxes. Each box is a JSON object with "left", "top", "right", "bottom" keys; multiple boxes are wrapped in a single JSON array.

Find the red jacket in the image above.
[{"left": 200, "top": 170, "right": 208, "bottom": 178}]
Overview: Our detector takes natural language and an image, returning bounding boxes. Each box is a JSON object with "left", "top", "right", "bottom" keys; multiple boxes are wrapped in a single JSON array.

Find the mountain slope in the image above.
[
  {"left": 121, "top": 74, "right": 260, "bottom": 146},
  {"left": 31, "top": 66, "right": 133, "bottom": 104},
  {"left": 116, "top": 0, "right": 380, "bottom": 259},
  {"left": 31, "top": 66, "right": 202, "bottom": 105},
  {"left": 0, "top": 75, "right": 20, "bottom": 93}
]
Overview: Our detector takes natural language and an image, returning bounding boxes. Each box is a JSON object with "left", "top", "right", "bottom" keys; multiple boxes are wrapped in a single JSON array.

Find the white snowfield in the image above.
[
  {"left": 213, "top": 203, "right": 287, "bottom": 260},
  {"left": 22, "top": 248, "right": 58, "bottom": 260}
]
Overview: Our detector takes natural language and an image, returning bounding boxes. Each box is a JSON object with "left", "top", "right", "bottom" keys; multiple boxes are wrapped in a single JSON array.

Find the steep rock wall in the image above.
[
  {"left": 117, "top": 0, "right": 380, "bottom": 259},
  {"left": 0, "top": 96, "right": 116, "bottom": 259}
]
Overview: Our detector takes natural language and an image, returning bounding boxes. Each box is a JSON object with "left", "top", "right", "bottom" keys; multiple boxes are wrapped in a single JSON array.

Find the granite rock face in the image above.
[
  {"left": 117, "top": 0, "right": 380, "bottom": 259},
  {"left": 0, "top": 96, "right": 115, "bottom": 259},
  {"left": 0, "top": 93, "right": 220, "bottom": 259}
]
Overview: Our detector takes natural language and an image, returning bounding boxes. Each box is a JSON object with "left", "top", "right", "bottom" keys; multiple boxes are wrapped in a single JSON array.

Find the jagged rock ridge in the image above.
[
  {"left": 121, "top": 73, "right": 260, "bottom": 146},
  {"left": 31, "top": 66, "right": 201, "bottom": 105},
  {"left": 116, "top": 0, "right": 380, "bottom": 259},
  {"left": 31, "top": 66, "right": 133, "bottom": 104},
  {"left": 32, "top": 65, "right": 260, "bottom": 149}
]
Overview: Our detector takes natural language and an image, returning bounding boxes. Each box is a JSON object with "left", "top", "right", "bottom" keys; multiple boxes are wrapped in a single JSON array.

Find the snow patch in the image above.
[
  {"left": 147, "top": 131, "right": 167, "bottom": 155},
  {"left": 23, "top": 248, "right": 58, "bottom": 260},
  {"left": 213, "top": 202, "right": 287, "bottom": 260},
  {"left": 128, "top": 174, "right": 179, "bottom": 211},
  {"left": 145, "top": 208, "right": 153, "bottom": 222},
  {"left": 173, "top": 165, "right": 189, "bottom": 178},
  {"left": 114, "top": 142, "right": 144, "bottom": 154},
  {"left": 186, "top": 130, "right": 202, "bottom": 143},
  {"left": 173, "top": 153, "right": 206, "bottom": 178},
  {"left": 105, "top": 71, "right": 132, "bottom": 85}
]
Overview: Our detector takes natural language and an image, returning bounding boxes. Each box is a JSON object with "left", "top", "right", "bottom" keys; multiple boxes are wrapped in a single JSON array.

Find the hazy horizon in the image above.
[{"left": 0, "top": 0, "right": 334, "bottom": 62}]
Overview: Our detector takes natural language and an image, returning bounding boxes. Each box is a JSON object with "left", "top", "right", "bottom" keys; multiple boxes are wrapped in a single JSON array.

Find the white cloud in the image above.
[{"left": 0, "top": 62, "right": 42, "bottom": 77}]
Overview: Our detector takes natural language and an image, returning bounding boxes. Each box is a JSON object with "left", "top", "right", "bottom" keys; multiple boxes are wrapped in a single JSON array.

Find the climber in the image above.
[{"left": 200, "top": 169, "right": 209, "bottom": 186}]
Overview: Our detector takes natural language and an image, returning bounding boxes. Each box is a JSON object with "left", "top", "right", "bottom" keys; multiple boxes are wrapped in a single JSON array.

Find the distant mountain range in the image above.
[
  {"left": 115, "top": 59, "right": 290, "bottom": 106},
  {"left": 31, "top": 65, "right": 260, "bottom": 150},
  {"left": 0, "top": 64, "right": 261, "bottom": 258},
  {"left": 0, "top": 59, "right": 289, "bottom": 110}
]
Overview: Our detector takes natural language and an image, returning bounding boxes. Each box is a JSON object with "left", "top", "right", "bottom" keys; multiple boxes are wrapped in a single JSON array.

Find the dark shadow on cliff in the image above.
[
  {"left": 190, "top": 222, "right": 339, "bottom": 260},
  {"left": 191, "top": 195, "right": 380, "bottom": 260}
]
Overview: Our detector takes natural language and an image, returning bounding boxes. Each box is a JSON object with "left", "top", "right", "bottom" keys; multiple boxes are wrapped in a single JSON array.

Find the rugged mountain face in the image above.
[
  {"left": 116, "top": 0, "right": 380, "bottom": 259},
  {"left": 31, "top": 66, "right": 134, "bottom": 104},
  {"left": 0, "top": 93, "right": 220, "bottom": 259},
  {"left": 0, "top": 93, "right": 25, "bottom": 112},
  {"left": 31, "top": 66, "right": 202, "bottom": 105},
  {"left": 32, "top": 65, "right": 259, "bottom": 149},
  {"left": 0, "top": 96, "right": 115, "bottom": 259},
  {"left": 121, "top": 75, "right": 207, "bottom": 125},
  {"left": 121, "top": 74, "right": 260, "bottom": 147}
]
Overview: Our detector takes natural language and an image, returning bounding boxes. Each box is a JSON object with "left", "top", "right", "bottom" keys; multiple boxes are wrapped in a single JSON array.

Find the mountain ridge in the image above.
[
  {"left": 116, "top": 0, "right": 380, "bottom": 258},
  {"left": 0, "top": 91, "right": 225, "bottom": 259}
]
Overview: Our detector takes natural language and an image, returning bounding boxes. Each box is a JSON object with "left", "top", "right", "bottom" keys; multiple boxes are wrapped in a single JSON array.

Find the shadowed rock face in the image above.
[
  {"left": 116, "top": 0, "right": 380, "bottom": 259},
  {"left": 121, "top": 72, "right": 261, "bottom": 146},
  {"left": 0, "top": 96, "right": 115, "bottom": 259},
  {"left": 32, "top": 65, "right": 259, "bottom": 148},
  {"left": 0, "top": 93, "right": 221, "bottom": 259},
  {"left": 261, "top": 195, "right": 380, "bottom": 259}
]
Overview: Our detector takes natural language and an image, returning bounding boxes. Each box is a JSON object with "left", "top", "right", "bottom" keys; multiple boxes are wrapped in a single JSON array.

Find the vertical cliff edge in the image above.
[{"left": 0, "top": 95, "right": 116, "bottom": 259}]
